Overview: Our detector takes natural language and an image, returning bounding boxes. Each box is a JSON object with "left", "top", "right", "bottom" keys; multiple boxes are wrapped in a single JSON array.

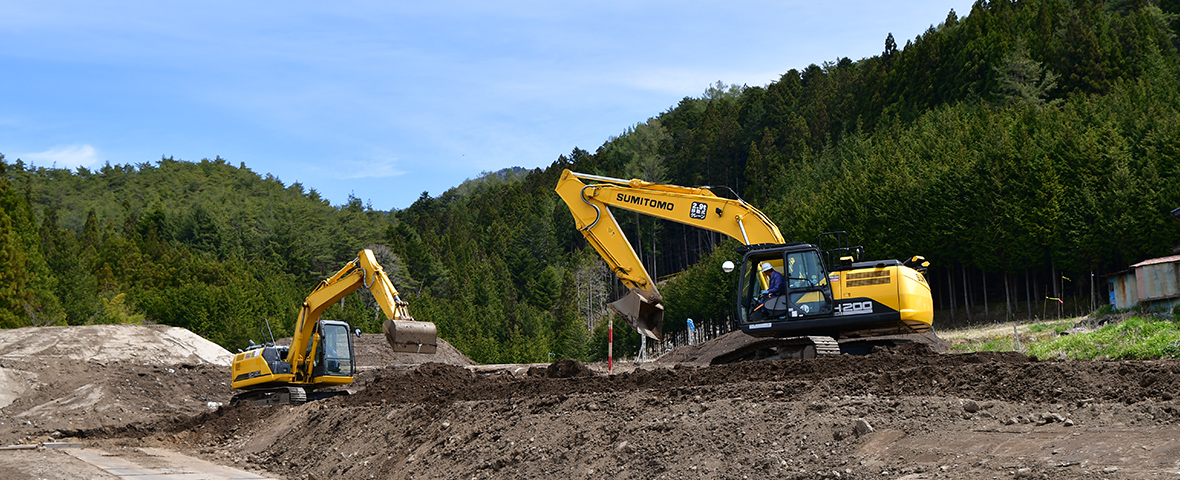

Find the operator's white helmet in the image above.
[{"left": 760, "top": 262, "right": 772, "bottom": 273}]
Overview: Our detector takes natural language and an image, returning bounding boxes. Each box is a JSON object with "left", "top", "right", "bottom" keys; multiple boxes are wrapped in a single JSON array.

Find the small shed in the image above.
[
  {"left": 1107, "top": 270, "right": 1137, "bottom": 310},
  {"left": 1108, "top": 254, "right": 1180, "bottom": 311}
]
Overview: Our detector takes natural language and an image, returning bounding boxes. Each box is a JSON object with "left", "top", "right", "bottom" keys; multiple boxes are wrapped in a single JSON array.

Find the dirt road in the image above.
[{"left": 2, "top": 325, "right": 1179, "bottom": 479}]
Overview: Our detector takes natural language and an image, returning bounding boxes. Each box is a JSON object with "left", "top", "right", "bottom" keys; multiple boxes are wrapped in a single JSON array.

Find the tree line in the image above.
[{"left": 2, "top": 0, "right": 1179, "bottom": 362}]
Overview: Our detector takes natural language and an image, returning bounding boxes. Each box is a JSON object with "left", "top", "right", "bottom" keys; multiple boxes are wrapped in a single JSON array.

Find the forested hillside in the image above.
[{"left": 3, "top": 0, "right": 1179, "bottom": 363}]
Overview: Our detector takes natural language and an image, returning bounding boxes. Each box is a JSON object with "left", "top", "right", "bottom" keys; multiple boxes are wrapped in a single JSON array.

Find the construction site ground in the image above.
[{"left": 2, "top": 324, "right": 1179, "bottom": 479}]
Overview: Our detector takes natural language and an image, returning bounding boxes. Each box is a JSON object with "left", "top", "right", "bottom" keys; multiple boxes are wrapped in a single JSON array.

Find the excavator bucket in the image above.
[
  {"left": 608, "top": 287, "right": 664, "bottom": 340},
  {"left": 383, "top": 320, "right": 438, "bottom": 354}
]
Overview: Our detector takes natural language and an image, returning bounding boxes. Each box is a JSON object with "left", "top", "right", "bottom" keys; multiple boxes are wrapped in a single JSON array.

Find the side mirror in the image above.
[
  {"left": 355, "top": 328, "right": 362, "bottom": 338},
  {"left": 722, "top": 261, "right": 735, "bottom": 273}
]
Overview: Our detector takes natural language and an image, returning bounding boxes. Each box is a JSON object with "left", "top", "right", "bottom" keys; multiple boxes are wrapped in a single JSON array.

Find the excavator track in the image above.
[
  {"left": 231, "top": 386, "right": 308, "bottom": 406},
  {"left": 710, "top": 336, "right": 840, "bottom": 364}
]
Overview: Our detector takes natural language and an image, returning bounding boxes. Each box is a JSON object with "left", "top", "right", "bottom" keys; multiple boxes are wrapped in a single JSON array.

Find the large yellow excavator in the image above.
[
  {"left": 555, "top": 169, "right": 933, "bottom": 361},
  {"left": 230, "top": 249, "right": 437, "bottom": 404}
]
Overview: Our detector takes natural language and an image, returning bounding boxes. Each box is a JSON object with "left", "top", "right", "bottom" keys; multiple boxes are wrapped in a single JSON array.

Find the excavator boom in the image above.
[{"left": 556, "top": 169, "right": 785, "bottom": 339}]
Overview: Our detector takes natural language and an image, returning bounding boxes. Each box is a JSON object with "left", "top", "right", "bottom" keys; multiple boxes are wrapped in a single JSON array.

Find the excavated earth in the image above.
[{"left": 3, "top": 324, "right": 1180, "bottom": 479}]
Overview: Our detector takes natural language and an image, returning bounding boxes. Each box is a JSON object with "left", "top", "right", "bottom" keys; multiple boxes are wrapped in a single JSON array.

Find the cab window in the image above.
[
  {"left": 785, "top": 251, "right": 826, "bottom": 288},
  {"left": 319, "top": 324, "right": 353, "bottom": 376}
]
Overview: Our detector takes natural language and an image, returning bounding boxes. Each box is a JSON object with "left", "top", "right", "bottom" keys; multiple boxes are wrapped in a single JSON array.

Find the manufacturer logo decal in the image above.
[
  {"left": 616, "top": 193, "right": 674, "bottom": 211},
  {"left": 834, "top": 301, "right": 873, "bottom": 316}
]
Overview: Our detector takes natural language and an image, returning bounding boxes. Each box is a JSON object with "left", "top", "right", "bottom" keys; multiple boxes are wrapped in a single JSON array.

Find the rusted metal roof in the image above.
[{"left": 1131, "top": 255, "right": 1180, "bottom": 268}]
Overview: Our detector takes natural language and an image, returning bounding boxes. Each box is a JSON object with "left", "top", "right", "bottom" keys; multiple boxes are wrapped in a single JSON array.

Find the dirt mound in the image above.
[
  {"left": 652, "top": 329, "right": 758, "bottom": 365},
  {"left": 892, "top": 339, "right": 938, "bottom": 356},
  {"left": 352, "top": 331, "right": 473, "bottom": 368},
  {"left": 537, "top": 359, "right": 595, "bottom": 378},
  {"left": 99, "top": 352, "right": 1180, "bottom": 480},
  {"left": 0, "top": 358, "right": 230, "bottom": 444},
  {"left": 0, "top": 324, "right": 235, "bottom": 445},
  {"left": 0, "top": 324, "right": 233, "bottom": 366},
  {"left": 0, "top": 324, "right": 472, "bottom": 449},
  {"left": 655, "top": 329, "right": 950, "bottom": 365}
]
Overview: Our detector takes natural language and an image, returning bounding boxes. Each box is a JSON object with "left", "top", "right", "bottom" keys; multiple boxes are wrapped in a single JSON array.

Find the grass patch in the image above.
[
  {"left": 1025, "top": 321, "right": 1072, "bottom": 335},
  {"left": 945, "top": 316, "right": 1180, "bottom": 360}
]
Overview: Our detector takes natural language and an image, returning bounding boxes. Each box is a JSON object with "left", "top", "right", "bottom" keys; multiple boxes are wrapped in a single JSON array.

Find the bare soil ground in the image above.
[{"left": 3, "top": 324, "right": 1180, "bottom": 479}]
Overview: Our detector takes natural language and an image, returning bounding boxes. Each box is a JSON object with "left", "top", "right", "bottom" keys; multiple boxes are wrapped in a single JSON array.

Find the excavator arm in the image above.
[
  {"left": 555, "top": 169, "right": 786, "bottom": 340},
  {"left": 286, "top": 249, "right": 436, "bottom": 380}
]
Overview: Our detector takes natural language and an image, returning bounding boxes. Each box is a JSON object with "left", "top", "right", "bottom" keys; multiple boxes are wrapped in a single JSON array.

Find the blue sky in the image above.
[{"left": 2, "top": 1, "right": 974, "bottom": 210}]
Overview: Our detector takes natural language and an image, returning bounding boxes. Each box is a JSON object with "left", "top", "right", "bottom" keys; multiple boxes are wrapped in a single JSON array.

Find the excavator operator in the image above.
[
  {"left": 760, "top": 262, "right": 786, "bottom": 299},
  {"left": 751, "top": 262, "right": 788, "bottom": 321}
]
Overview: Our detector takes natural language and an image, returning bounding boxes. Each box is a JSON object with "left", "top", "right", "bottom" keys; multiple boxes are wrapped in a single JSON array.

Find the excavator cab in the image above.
[
  {"left": 311, "top": 320, "right": 355, "bottom": 378},
  {"left": 736, "top": 244, "right": 835, "bottom": 331},
  {"left": 731, "top": 240, "right": 934, "bottom": 343}
]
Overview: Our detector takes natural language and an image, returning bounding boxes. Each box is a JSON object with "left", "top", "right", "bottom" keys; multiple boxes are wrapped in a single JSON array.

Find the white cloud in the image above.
[
  {"left": 20, "top": 144, "right": 100, "bottom": 170},
  {"left": 311, "top": 156, "right": 407, "bottom": 180}
]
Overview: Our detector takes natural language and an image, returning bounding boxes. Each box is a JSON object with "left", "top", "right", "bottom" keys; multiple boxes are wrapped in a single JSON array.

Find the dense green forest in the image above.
[{"left": 3, "top": 0, "right": 1179, "bottom": 363}]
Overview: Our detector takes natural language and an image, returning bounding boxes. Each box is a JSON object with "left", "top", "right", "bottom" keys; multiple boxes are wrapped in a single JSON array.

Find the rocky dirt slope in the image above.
[
  {"left": 0, "top": 324, "right": 471, "bottom": 443},
  {"left": 0, "top": 324, "right": 233, "bottom": 440},
  {"left": 3, "top": 325, "right": 1180, "bottom": 479}
]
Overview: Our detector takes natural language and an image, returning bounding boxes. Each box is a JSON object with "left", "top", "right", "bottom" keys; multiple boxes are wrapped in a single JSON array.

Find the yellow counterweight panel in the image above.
[
  {"left": 832, "top": 266, "right": 899, "bottom": 308},
  {"left": 897, "top": 267, "right": 934, "bottom": 329},
  {"left": 231, "top": 349, "right": 295, "bottom": 390},
  {"left": 829, "top": 264, "right": 933, "bottom": 331}
]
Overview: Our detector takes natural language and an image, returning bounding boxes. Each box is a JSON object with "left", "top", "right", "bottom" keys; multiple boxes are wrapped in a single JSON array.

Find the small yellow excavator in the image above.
[
  {"left": 230, "top": 249, "right": 437, "bottom": 404},
  {"left": 555, "top": 169, "right": 933, "bottom": 361}
]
